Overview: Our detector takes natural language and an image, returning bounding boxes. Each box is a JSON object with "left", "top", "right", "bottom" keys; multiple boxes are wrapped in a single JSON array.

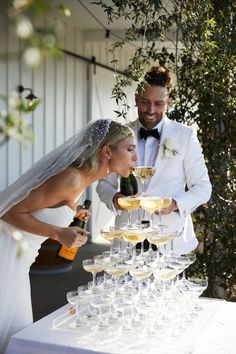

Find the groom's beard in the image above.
[{"left": 139, "top": 112, "right": 165, "bottom": 128}]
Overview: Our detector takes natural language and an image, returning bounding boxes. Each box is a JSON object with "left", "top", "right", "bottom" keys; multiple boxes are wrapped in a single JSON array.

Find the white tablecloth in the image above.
[{"left": 5, "top": 298, "right": 236, "bottom": 354}]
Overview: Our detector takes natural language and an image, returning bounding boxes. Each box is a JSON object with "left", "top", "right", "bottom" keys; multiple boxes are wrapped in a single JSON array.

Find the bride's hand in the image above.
[
  {"left": 56, "top": 227, "right": 89, "bottom": 248},
  {"left": 75, "top": 207, "right": 91, "bottom": 223}
]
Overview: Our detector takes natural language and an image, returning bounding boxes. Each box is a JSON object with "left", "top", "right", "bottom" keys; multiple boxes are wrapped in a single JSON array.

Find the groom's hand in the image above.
[
  {"left": 113, "top": 192, "right": 126, "bottom": 210},
  {"left": 155, "top": 200, "right": 178, "bottom": 215}
]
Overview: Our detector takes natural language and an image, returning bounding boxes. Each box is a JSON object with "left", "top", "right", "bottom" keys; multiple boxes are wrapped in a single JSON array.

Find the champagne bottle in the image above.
[
  {"left": 129, "top": 172, "right": 138, "bottom": 195},
  {"left": 57, "top": 199, "right": 91, "bottom": 262},
  {"left": 120, "top": 172, "right": 138, "bottom": 196}
]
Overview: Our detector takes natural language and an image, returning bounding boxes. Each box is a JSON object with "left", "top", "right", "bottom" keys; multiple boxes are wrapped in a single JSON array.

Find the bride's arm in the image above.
[{"left": 1, "top": 170, "right": 89, "bottom": 248}]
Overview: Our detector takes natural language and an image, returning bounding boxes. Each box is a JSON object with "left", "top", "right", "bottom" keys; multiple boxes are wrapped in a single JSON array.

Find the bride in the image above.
[{"left": 0, "top": 119, "right": 136, "bottom": 352}]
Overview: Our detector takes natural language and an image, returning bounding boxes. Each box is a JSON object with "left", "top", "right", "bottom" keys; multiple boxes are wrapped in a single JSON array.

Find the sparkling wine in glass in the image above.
[
  {"left": 153, "top": 266, "right": 179, "bottom": 282},
  {"left": 140, "top": 196, "right": 164, "bottom": 227},
  {"left": 82, "top": 258, "right": 104, "bottom": 289},
  {"left": 132, "top": 166, "right": 156, "bottom": 196},
  {"left": 122, "top": 226, "right": 146, "bottom": 261},
  {"left": 129, "top": 263, "right": 153, "bottom": 296},
  {"left": 104, "top": 262, "right": 129, "bottom": 293},
  {"left": 147, "top": 229, "right": 176, "bottom": 261},
  {"left": 100, "top": 227, "right": 123, "bottom": 255},
  {"left": 118, "top": 196, "right": 140, "bottom": 226},
  {"left": 157, "top": 197, "right": 172, "bottom": 229}
]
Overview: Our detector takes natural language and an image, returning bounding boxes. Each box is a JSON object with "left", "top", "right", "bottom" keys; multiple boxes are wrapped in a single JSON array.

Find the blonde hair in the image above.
[{"left": 70, "top": 120, "right": 134, "bottom": 172}]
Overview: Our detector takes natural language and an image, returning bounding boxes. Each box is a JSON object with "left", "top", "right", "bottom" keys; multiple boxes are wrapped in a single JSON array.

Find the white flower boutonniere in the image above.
[{"left": 162, "top": 137, "right": 179, "bottom": 159}]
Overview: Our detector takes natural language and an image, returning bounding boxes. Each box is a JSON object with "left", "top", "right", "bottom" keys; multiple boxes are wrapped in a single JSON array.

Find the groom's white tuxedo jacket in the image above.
[{"left": 96, "top": 117, "right": 212, "bottom": 254}]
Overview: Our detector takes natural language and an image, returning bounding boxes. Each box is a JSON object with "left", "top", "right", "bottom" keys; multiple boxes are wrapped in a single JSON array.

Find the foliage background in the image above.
[{"left": 95, "top": 0, "right": 236, "bottom": 299}]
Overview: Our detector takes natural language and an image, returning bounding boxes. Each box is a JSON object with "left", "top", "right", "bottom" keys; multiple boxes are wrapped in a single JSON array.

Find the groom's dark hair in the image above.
[{"left": 137, "top": 66, "right": 172, "bottom": 95}]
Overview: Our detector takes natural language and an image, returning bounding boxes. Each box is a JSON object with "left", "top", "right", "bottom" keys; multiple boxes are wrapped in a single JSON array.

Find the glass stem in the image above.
[
  {"left": 98, "top": 306, "right": 102, "bottom": 324},
  {"left": 92, "top": 272, "right": 97, "bottom": 288},
  {"left": 114, "top": 275, "right": 118, "bottom": 292},
  {"left": 110, "top": 240, "right": 114, "bottom": 256},
  {"left": 148, "top": 241, "right": 152, "bottom": 252},
  {"left": 150, "top": 212, "right": 154, "bottom": 228},
  {"left": 128, "top": 211, "right": 132, "bottom": 226},
  {"left": 164, "top": 243, "right": 167, "bottom": 255},
  {"left": 171, "top": 240, "right": 174, "bottom": 253},
  {"left": 138, "top": 280, "right": 142, "bottom": 296},
  {"left": 140, "top": 241, "right": 144, "bottom": 255},
  {"left": 137, "top": 207, "right": 142, "bottom": 224}
]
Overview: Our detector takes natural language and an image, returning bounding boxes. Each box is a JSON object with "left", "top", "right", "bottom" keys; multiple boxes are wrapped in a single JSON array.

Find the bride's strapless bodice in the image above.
[
  {"left": 23, "top": 205, "right": 76, "bottom": 248},
  {"left": 31, "top": 205, "right": 76, "bottom": 228}
]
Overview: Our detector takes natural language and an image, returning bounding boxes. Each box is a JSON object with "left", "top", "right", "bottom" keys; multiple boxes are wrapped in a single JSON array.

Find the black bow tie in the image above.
[{"left": 139, "top": 127, "right": 160, "bottom": 140}]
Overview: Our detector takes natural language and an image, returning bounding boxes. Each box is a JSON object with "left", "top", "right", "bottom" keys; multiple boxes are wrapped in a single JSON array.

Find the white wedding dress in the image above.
[{"left": 0, "top": 205, "right": 75, "bottom": 353}]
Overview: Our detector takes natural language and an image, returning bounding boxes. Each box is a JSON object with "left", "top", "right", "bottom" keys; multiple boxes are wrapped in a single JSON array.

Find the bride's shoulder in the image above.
[{"left": 50, "top": 168, "right": 81, "bottom": 188}]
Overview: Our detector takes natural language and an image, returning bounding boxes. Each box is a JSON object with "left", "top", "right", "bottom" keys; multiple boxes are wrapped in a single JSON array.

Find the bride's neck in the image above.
[{"left": 79, "top": 165, "right": 108, "bottom": 187}]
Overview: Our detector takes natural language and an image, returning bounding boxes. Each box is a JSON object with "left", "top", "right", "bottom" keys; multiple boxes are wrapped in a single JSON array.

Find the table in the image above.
[{"left": 6, "top": 298, "right": 236, "bottom": 354}]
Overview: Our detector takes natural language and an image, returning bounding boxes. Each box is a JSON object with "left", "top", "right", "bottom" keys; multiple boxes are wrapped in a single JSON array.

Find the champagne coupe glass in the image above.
[
  {"left": 100, "top": 227, "right": 123, "bottom": 256},
  {"left": 109, "top": 225, "right": 125, "bottom": 252},
  {"left": 66, "top": 290, "right": 79, "bottom": 309},
  {"left": 140, "top": 196, "right": 164, "bottom": 228},
  {"left": 122, "top": 226, "right": 146, "bottom": 262},
  {"left": 71, "top": 285, "right": 97, "bottom": 326},
  {"left": 89, "top": 291, "right": 113, "bottom": 330},
  {"left": 153, "top": 264, "right": 179, "bottom": 284},
  {"left": 164, "top": 227, "right": 185, "bottom": 260},
  {"left": 153, "top": 263, "right": 179, "bottom": 305},
  {"left": 82, "top": 258, "right": 103, "bottom": 290},
  {"left": 147, "top": 229, "right": 176, "bottom": 262},
  {"left": 104, "top": 262, "right": 130, "bottom": 294},
  {"left": 67, "top": 289, "right": 93, "bottom": 327},
  {"left": 184, "top": 277, "right": 208, "bottom": 314},
  {"left": 132, "top": 166, "right": 156, "bottom": 196},
  {"left": 178, "top": 253, "right": 196, "bottom": 283},
  {"left": 117, "top": 196, "right": 140, "bottom": 227},
  {"left": 140, "top": 196, "right": 164, "bottom": 255},
  {"left": 112, "top": 293, "right": 133, "bottom": 333},
  {"left": 94, "top": 254, "right": 116, "bottom": 287},
  {"left": 129, "top": 263, "right": 153, "bottom": 297},
  {"left": 157, "top": 197, "right": 172, "bottom": 229},
  {"left": 66, "top": 289, "right": 88, "bottom": 328}
]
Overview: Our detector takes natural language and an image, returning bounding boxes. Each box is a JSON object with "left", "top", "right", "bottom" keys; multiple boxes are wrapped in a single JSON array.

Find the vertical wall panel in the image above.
[
  {"left": 44, "top": 57, "right": 56, "bottom": 153},
  {"left": 74, "top": 30, "right": 87, "bottom": 132},
  {"left": 7, "top": 25, "right": 21, "bottom": 185},
  {"left": 20, "top": 59, "right": 34, "bottom": 173},
  {"left": 33, "top": 63, "right": 45, "bottom": 163},
  {"left": 55, "top": 22, "right": 66, "bottom": 147},
  {"left": 0, "top": 13, "right": 8, "bottom": 191}
]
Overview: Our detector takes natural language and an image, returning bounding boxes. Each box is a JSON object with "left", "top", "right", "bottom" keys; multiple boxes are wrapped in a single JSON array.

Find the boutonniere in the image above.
[{"left": 162, "top": 137, "right": 179, "bottom": 159}]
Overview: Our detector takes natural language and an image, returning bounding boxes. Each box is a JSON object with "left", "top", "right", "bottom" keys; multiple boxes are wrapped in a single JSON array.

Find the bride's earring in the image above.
[{"left": 107, "top": 156, "right": 110, "bottom": 174}]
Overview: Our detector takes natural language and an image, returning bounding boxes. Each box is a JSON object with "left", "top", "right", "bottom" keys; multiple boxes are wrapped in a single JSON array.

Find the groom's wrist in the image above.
[{"left": 172, "top": 199, "right": 179, "bottom": 212}]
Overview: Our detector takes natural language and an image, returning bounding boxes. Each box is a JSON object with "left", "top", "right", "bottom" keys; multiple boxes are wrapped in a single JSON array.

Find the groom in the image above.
[{"left": 96, "top": 66, "right": 212, "bottom": 254}]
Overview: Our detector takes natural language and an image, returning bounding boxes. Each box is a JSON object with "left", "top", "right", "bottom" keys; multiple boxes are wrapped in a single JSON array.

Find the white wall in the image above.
[{"left": 0, "top": 10, "right": 88, "bottom": 191}]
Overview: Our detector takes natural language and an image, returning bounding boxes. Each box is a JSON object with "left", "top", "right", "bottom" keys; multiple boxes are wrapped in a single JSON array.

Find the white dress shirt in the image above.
[{"left": 137, "top": 119, "right": 164, "bottom": 166}]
